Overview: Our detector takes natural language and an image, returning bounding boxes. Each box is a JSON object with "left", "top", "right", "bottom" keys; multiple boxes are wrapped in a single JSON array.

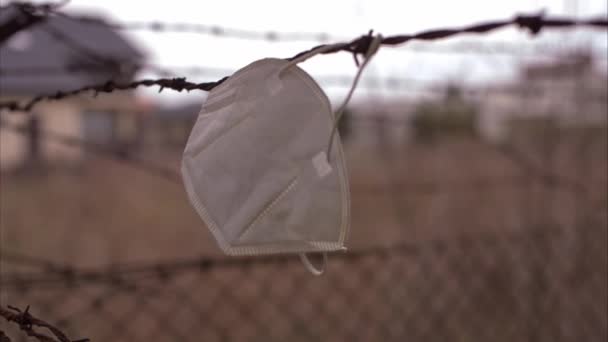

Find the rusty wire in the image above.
[
  {"left": 0, "top": 305, "right": 89, "bottom": 342},
  {"left": 0, "top": 77, "right": 228, "bottom": 112},
  {"left": 4, "top": 1, "right": 606, "bottom": 56},
  {"left": 0, "top": 224, "right": 569, "bottom": 287},
  {"left": 0, "top": 9, "right": 606, "bottom": 112},
  {"left": 1, "top": 3, "right": 606, "bottom": 342},
  {"left": 0, "top": 63, "right": 597, "bottom": 93}
]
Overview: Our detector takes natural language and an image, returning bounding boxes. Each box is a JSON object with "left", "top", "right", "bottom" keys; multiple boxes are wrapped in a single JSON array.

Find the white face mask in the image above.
[{"left": 182, "top": 36, "right": 382, "bottom": 275}]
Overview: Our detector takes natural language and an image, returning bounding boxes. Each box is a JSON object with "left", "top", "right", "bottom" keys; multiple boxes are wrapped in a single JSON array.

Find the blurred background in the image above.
[{"left": 0, "top": 0, "right": 606, "bottom": 341}]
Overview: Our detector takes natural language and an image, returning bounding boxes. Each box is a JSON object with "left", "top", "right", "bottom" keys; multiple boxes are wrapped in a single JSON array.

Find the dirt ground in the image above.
[{"left": 1, "top": 136, "right": 605, "bottom": 267}]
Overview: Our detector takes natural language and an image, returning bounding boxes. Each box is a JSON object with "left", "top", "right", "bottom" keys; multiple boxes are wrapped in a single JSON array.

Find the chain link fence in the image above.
[
  {"left": 1, "top": 17, "right": 606, "bottom": 339},
  {"left": 1, "top": 222, "right": 606, "bottom": 342}
]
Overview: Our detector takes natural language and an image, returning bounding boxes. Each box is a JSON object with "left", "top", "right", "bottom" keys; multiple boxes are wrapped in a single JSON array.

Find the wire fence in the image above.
[
  {"left": 5, "top": 1, "right": 603, "bottom": 55},
  {"left": 1, "top": 2, "right": 607, "bottom": 342},
  {"left": 1, "top": 224, "right": 606, "bottom": 342},
  {"left": 1, "top": 4, "right": 607, "bottom": 111},
  {"left": 1, "top": 112, "right": 607, "bottom": 341}
]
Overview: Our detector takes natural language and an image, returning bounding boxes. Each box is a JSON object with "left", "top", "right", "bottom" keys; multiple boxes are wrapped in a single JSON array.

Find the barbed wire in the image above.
[
  {"left": 0, "top": 64, "right": 434, "bottom": 90},
  {"left": 47, "top": 13, "right": 608, "bottom": 55},
  {"left": 1, "top": 5, "right": 606, "bottom": 341},
  {"left": 1, "top": 11, "right": 606, "bottom": 112},
  {"left": 0, "top": 63, "right": 602, "bottom": 96},
  {"left": 0, "top": 64, "right": 459, "bottom": 94},
  {"left": 6, "top": 2, "right": 608, "bottom": 56},
  {"left": 0, "top": 305, "right": 89, "bottom": 342},
  {"left": 0, "top": 77, "right": 227, "bottom": 112},
  {"left": 287, "top": 14, "right": 608, "bottom": 61},
  {"left": 0, "top": 223, "right": 570, "bottom": 288}
]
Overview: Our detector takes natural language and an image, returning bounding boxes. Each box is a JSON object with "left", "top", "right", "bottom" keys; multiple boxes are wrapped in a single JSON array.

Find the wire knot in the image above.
[
  {"left": 8, "top": 305, "right": 33, "bottom": 328},
  {"left": 101, "top": 80, "right": 116, "bottom": 92},
  {"left": 515, "top": 13, "right": 545, "bottom": 35},
  {"left": 348, "top": 30, "right": 380, "bottom": 66},
  {"left": 169, "top": 77, "right": 188, "bottom": 91}
]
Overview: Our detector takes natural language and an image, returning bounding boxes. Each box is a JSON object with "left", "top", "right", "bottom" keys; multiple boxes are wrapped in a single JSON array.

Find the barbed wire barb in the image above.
[
  {"left": 0, "top": 305, "right": 89, "bottom": 342},
  {"left": 4, "top": 2, "right": 606, "bottom": 56},
  {"left": 0, "top": 77, "right": 228, "bottom": 112},
  {"left": 0, "top": 10, "right": 606, "bottom": 112}
]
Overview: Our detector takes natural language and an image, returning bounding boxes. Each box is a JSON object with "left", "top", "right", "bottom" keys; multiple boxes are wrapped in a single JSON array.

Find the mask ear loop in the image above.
[
  {"left": 280, "top": 36, "right": 382, "bottom": 276},
  {"left": 299, "top": 252, "right": 328, "bottom": 276},
  {"left": 271, "top": 43, "right": 349, "bottom": 95},
  {"left": 279, "top": 43, "right": 349, "bottom": 75},
  {"left": 326, "top": 34, "right": 383, "bottom": 161}
]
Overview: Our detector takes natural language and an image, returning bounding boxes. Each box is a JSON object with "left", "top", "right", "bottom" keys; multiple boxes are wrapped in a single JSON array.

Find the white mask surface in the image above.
[
  {"left": 182, "top": 36, "right": 381, "bottom": 275},
  {"left": 182, "top": 58, "right": 349, "bottom": 264}
]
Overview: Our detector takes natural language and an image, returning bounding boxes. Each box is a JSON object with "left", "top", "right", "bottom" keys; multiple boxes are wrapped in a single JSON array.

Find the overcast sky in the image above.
[{"left": 12, "top": 0, "right": 608, "bottom": 105}]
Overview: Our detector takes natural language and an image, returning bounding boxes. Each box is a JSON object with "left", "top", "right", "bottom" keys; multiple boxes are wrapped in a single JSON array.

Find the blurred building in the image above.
[
  {"left": 139, "top": 102, "right": 200, "bottom": 164},
  {"left": 0, "top": 4, "right": 151, "bottom": 170},
  {"left": 338, "top": 52, "right": 607, "bottom": 147},
  {"left": 479, "top": 52, "right": 608, "bottom": 142},
  {"left": 334, "top": 86, "right": 479, "bottom": 149}
]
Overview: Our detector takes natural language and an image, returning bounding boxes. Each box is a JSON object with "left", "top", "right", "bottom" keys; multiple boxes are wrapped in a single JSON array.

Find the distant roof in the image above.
[{"left": 0, "top": 5, "right": 145, "bottom": 96}]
